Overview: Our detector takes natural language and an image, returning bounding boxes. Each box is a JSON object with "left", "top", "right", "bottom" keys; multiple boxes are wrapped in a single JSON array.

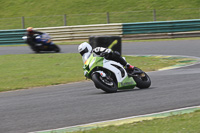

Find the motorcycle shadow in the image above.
[
  {"left": 92, "top": 87, "right": 155, "bottom": 95},
  {"left": 117, "top": 87, "right": 155, "bottom": 93}
]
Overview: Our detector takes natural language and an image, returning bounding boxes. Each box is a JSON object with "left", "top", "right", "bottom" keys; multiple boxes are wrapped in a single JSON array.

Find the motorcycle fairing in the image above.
[
  {"left": 102, "top": 59, "right": 136, "bottom": 89},
  {"left": 83, "top": 54, "right": 136, "bottom": 89},
  {"left": 83, "top": 54, "right": 103, "bottom": 78},
  {"left": 118, "top": 76, "right": 136, "bottom": 89}
]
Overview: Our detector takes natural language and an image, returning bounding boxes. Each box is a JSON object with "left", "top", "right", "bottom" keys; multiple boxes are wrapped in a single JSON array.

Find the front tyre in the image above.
[
  {"left": 34, "top": 47, "right": 40, "bottom": 53},
  {"left": 91, "top": 73, "right": 117, "bottom": 93}
]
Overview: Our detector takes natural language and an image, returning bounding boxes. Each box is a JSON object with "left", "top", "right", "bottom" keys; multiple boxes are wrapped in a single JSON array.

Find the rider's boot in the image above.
[{"left": 125, "top": 63, "right": 135, "bottom": 76}]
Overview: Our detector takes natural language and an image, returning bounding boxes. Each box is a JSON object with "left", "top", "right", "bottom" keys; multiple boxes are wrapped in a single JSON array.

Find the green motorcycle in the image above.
[{"left": 82, "top": 53, "right": 151, "bottom": 93}]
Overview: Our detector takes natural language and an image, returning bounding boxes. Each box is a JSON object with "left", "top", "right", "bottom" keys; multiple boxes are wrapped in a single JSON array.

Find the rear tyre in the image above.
[
  {"left": 132, "top": 68, "right": 151, "bottom": 89},
  {"left": 91, "top": 73, "right": 117, "bottom": 93},
  {"left": 54, "top": 45, "right": 60, "bottom": 52}
]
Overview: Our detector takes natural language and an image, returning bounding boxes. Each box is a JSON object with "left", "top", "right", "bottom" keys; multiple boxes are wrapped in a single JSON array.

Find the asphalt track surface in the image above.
[{"left": 0, "top": 40, "right": 200, "bottom": 133}]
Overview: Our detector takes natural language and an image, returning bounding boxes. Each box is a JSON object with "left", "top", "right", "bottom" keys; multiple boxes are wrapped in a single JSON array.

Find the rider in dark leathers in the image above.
[
  {"left": 78, "top": 42, "right": 135, "bottom": 71},
  {"left": 25, "top": 27, "right": 44, "bottom": 50}
]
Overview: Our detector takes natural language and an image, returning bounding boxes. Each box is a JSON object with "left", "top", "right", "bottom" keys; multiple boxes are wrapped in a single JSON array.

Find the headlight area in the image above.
[{"left": 89, "top": 58, "right": 96, "bottom": 69}]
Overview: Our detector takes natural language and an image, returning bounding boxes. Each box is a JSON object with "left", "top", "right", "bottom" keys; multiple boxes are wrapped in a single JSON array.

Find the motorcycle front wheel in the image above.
[{"left": 91, "top": 73, "right": 117, "bottom": 93}]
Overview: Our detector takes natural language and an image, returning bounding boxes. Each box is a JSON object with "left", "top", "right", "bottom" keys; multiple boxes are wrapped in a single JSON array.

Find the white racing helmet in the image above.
[{"left": 78, "top": 42, "right": 92, "bottom": 56}]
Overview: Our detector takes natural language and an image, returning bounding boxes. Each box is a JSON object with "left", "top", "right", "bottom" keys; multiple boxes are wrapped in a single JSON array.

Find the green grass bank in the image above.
[
  {"left": 1, "top": 0, "right": 200, "bottom": 29},
  {"left": 0, "top": 53, "right": 197, "bottom": 92}
]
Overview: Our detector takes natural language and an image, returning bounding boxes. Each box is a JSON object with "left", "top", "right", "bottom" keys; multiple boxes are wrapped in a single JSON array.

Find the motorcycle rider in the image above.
[
  {"left": 78, "top": 42, "right": 135, "bottom": 72},
  {"left": 25, "top": 27, "right": 44, "bottom": 50}
]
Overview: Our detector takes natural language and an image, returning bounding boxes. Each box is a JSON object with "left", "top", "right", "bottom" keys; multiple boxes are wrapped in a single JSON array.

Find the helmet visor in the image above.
[{"left": 80, "top": 47, "right": 88, "bottom": 56}]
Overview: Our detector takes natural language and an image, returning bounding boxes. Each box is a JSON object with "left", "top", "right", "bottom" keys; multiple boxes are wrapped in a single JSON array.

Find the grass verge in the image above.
[
  {"left": 0, "top": 53, "right": 197, "bottom": 92},
  {"left": 71, "top": 110, "right": 200, "bottom": 133}
]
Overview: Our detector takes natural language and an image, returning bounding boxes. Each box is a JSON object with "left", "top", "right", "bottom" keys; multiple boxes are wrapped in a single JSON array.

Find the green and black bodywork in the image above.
[{"left": 82, "top": 53, "right": 151, "bottom": 93}]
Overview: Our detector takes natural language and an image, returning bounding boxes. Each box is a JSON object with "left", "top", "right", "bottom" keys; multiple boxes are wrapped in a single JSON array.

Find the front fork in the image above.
[{"left": 92, "top": 71, "right": 114, "bottom": 82}]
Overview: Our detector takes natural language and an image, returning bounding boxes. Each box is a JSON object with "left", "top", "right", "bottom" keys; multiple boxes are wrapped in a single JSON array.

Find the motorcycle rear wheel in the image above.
[
  {"left": 132, "top": 67, "right": 151, "bottom": 89},
  {"left": 54, "top": 45, "right": 60, "bottom": 52},
  {"left": 91, "top": 73, "right": 117, "bottom": 93}
]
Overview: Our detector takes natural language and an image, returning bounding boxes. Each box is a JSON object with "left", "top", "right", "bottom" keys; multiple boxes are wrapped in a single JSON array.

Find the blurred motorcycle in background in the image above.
[{"left": 22, "top": 33, "right": 60, "bottom": 53}]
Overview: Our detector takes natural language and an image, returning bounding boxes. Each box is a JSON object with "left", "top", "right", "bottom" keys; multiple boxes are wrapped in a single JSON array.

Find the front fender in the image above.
[{"left": 92, "top": 71, "right": 106, "bottom": 77}]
